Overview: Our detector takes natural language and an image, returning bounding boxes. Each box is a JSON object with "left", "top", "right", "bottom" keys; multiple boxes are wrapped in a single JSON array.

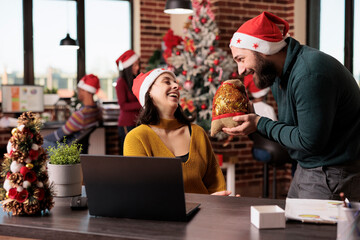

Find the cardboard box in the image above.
[{"left": 251, "top": 205, "right": 285, "bottom": 229}]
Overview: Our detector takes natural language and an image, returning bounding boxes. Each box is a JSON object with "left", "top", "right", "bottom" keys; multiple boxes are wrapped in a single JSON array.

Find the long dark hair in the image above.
[
  {"left": 120, "top": 63, "right": 140, "bottom": 91},
  {"left": 136, "top": 92, "right": 194, "bottom": 126}
]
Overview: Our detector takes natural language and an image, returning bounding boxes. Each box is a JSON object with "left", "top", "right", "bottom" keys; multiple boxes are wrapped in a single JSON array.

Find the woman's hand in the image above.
[{"left": 211, "top": 191, "right": 241, "bottom": 197}]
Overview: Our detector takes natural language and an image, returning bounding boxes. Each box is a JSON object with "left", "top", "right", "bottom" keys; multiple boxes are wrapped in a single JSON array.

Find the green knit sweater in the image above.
[
  {"left": 124, "top": 119, "right": 226, "bottom": 194},
  {"left": 257, "top": 37, "right": 360, "bottom": 168}
]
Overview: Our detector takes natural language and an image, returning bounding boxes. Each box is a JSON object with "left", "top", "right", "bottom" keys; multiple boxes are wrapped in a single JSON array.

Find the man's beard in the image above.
[{"left": 252, "top": 52, "right": 278, "bottom": 89}]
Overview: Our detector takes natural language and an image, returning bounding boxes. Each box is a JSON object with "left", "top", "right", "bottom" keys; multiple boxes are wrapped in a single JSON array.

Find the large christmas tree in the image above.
[
  {"left": 0, "top": 112, "right": 54, "bottom": 215},
  {"left": 166, "top": 0, "right": 237, "bottom": 131}
]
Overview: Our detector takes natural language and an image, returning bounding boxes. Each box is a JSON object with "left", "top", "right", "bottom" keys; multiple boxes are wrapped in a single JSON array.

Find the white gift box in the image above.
[{"left": 251, "top": 205, "right": 285, "bottom": 229}]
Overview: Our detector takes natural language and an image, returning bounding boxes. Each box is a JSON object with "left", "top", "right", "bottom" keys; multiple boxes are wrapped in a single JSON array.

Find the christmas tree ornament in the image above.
[
  {"left": 201, "top": 103, "right": 207, "bottom": 110},
  {"left": 215, "top": 35, "right": 220, "bottom": 40},
  {"left": 189, "top": 15, "right": 193, "bottom": 20},
  {"left": 200, "top": 18, "right": 207, "bottom": 24},
  {"left": 213, "top": 59, "right": 219, "bottom": 65},
  {"left": 194, "top": 28, "right": 201, "bottom": 33},
  {"left": 231, "top": 72, "right": 238, "bottom": 78},
  {"left": 176, "top": 51, "right": 181, "bottom": 55},
  {"left": 182, "top": 70, "right": 187, "bottom": 76},
  {"left": 0, "top": 112, "right": 54, "bottom": 216},
  {"left": 209, "top": 46, "right": 215, "bottom": 52},
  {"left": 209, "top": 67, "right": 214, "bottom": 73},
  {"left": 210, "top": 79, "right": 249, "bottom": 136},
  {"left": 208, "top": 76, "right": 213, "bottom": 83},
  {"left": 183, "top": 80, "right": 194, "bottom": 90}
]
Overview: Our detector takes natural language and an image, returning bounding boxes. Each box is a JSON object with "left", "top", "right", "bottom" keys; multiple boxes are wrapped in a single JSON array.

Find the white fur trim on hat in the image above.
[
  {"left": 138, "top": 69, "right": 176, "bottom": 106},
  {"left": 229, "top": 32, "right": 287, "bottom": 55},
  {"left": 251, "top": 87, "right": 270, "bottom": 98},
  {"left": 121, "top": 54, "right": 139, "bottom": 69},
  {"left": 77, "top": 80, "right": 97, "bottom": 94}
]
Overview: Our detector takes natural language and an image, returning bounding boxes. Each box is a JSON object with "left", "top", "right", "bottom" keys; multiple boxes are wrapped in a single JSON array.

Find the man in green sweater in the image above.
[{"left": 224, "top": 12, "right": 360, "bottom": 201}]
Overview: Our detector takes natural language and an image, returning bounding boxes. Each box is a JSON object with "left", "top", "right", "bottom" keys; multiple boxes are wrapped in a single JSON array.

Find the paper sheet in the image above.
[{"left": 285, "top": 198, "right": 343, "bottom": 224}]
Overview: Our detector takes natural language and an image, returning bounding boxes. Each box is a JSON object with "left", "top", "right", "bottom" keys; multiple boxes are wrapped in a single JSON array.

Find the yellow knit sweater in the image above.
[{"left": 123, "top": 119, "right": 226, "bottom": 194}]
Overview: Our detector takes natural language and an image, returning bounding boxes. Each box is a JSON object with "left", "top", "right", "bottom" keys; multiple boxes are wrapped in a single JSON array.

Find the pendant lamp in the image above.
[
  {"left": 164, "top": 0, "right": 193, "bottom": 14},
  {"left": 60, "top": 33, "right": 79, "bottom": 49}
]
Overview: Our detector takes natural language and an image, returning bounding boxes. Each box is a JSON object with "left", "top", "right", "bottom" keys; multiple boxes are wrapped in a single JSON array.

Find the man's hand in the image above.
[{"left": 222, "top": 113, "right": 260, "bottom": 136}]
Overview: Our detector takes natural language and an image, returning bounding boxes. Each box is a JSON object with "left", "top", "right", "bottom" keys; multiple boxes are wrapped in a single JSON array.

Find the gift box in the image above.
[{"left": 251, "top": 205, "right": 285, "bottom": 229}]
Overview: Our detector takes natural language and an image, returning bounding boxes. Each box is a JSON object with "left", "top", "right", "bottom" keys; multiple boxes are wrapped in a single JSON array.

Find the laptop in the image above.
[{"left": 80, "top": 154, "right": 200, "bottom": 221}]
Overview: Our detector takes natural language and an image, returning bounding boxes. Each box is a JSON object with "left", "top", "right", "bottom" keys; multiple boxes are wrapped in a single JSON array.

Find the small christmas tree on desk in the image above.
[
  {"left": 166, "top": 0, "right": 237, "bottom": 131},
  {"left": 0, "top": 112, "right": 54, "bottom": 215}
]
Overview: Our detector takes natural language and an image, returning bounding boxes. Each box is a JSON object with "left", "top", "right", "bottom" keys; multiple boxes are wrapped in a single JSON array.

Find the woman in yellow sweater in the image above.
[{"left": 124, "top": 68, "right": 230, "bottom": 195}]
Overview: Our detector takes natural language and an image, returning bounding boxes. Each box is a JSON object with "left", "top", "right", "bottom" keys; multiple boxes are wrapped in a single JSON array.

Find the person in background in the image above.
[
  {"left": 43, "top": 74, "right": 101, "bottom": 148},
  {"left": 115, "top": 50, "right": 142, "bottom": 155},
  {"left": 224, "top": 12, "right": 360, "bottom": 201},
  {"left": 124, "top": 68, "right": 230, "bottom": 195}
]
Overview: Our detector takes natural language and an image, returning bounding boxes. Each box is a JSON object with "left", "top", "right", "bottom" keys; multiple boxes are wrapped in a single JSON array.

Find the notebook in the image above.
[{"left": 80, "top": 154, "right": 200, "bottom": 221}]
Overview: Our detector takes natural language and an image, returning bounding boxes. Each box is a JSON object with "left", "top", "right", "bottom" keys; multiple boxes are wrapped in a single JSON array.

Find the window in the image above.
[
  {"left": 0, "top": 0, "right": 132, "bottom": 101},
  {"left": 33, "top": 0, "right": 78, "bottom": 95},
  {"left": 354, "top": 0, "right": 360, "bottom": 85},
  {"left": 0, "top": 0, "right": 24, "bottom": 87},
  {"left": 307, "top": 0, "right": 358, "bottom": 86},
  {"left": 85, "top": 0, "right": 132, "bottom": 100},
  {"left": 319, "top": 0, "right": 345, "bottom": 64}
]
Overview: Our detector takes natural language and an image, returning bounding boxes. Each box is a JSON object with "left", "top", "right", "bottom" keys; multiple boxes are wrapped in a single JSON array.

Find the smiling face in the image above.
[
  {"left": 148, "top": 72, "right": 179, "bottom": 117},
  {"left": 231, "top": 46, "right": 278, "bottom": 89}
]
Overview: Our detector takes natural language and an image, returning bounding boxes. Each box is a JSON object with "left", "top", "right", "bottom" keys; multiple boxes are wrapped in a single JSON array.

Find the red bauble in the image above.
[
  {"left": 183, "top": 80, "right": 193, "bottom": 90},
  {"left": 209, "top": 46, "right": 215, "bottom": 52},
  {"left": 195, "top": 28, "right": 201, "bottom": 33},
  {"left": 208, "top": 77, "right": 213, "bottom": 83},
  {"left": 215, "top": 35, "right": 220, "bottom": 40},
  {"left": 231, "top": 72, "right": 238, "bottom": 78},
  {"left": 194, "top": 65, "right": 197, "bottom": 69},
  {"left": 176, "top": 51, "right": 181, "bottom": 56},
  {"left": 188, "top": 16, "right": 193, "bottom": 20},
  {"left": 182, "top": 70, "right": 187, "bottom": 75},
  {"left": 213, "top": 59, "right": 219, "bottom": 65},
  {"left": 201, "top": 104, "right": 207, "bottom": 110},
  {"left": 200, "top": 18, "right": 207, "bottom": 24},
  {"left": 209, "top": 67, "right": 214, "bottom": 73}
]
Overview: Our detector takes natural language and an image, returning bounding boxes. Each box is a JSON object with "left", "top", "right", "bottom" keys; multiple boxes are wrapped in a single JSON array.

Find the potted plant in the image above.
[
  {"left": 47, "top": 138, "right": 83, "bottom": 197},
  {"left": 44, "top": 87, "right": 59, "bottom": 106}
]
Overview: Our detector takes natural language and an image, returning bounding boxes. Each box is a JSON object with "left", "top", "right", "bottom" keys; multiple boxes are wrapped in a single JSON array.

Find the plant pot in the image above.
[
  {"left": 44, "top": 94, "right": 60, "bottom": 106},
  {"left": 47, "top": 163, "right": 82, "bottom": 197}
]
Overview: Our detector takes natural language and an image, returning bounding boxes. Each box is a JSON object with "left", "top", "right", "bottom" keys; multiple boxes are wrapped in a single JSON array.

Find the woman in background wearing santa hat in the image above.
[
  {"left": 124, "top": 68, "right": 232, "bottom": 195},
  {"left": 115, "top": 50, "right": 142, "bottom": 155}
]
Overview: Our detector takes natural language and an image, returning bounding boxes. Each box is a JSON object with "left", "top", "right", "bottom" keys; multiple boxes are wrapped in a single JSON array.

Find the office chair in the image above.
[
  {"left": 70, "top": 124, "right": 98, "bottom": 154},
  {"left": 249, "top": 132, "right": 291, "bottom": 198}
]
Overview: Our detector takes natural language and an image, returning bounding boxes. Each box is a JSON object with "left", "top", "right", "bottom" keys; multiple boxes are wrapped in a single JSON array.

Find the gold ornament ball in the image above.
[
  {"left": 26, "top": 163, "right": 34, "bottom": 169},
  {"left": 11, "top": 128, "right": 17, "bottom": 135},
  {"left": 6, "top": 192, "right": 9, "bottom": 198}
]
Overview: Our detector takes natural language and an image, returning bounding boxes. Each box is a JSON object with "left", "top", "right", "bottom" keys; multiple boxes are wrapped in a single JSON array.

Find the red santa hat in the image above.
[
  {"left": 77, "top": 74, "right": 100, "bottom": 94},
  {"left": 244, "top": 75, "right": 269, "bottom": 98},
  {"left": 116, "top": 50, "right": 139, "bottom": 70},
  {"left": 132, "top": 68, "right": 176, "bottom": 107},
  {"left": 230, "top": 11, "right": 289, "bottom": 55}
]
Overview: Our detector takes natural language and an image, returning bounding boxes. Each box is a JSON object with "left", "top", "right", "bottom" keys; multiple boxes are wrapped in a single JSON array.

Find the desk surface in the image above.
[{"left": 0, "top": 194, "right": 336, "bottom": 240}]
